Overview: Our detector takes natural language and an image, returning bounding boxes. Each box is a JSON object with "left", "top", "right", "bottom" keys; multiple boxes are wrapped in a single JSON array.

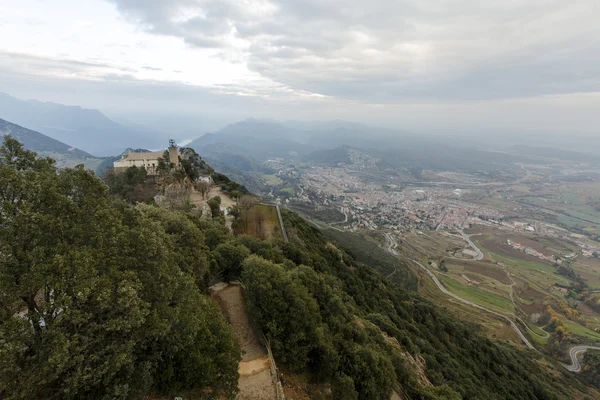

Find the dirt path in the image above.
[
  {"left": 190, "top": 186, "right": 236, "bottom": 229},
  {"left": 208, "top": 186, "right": 236, "bottom": 208},
  {"left": 211, "top": 283, "right": 277, "bottom": 400}
]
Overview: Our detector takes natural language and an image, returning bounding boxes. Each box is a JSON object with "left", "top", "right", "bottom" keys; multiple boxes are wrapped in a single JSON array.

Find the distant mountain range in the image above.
[
  {"left": 0, "top": 92, "right": 164, "bottom": 156},
  {"left": 0, "top": 118, "right": 103, "bottom": 170},
  {"left": 187, "top": 118, "right": 401, "bottom": 161},
  {"left": 188, "top": 119, "right": 316, "bottom": 162},
  {"left": 187, "top": 119, "right": 529, "bottom": 173}
]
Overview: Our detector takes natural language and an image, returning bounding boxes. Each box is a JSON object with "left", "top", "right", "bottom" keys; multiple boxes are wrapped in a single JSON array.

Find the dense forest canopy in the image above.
[
  {"left": 0, "top": 136, "right": 595, "bottom": 399},
  {"left": 0, "top": 137, "right": 239, "bottom": 399}
]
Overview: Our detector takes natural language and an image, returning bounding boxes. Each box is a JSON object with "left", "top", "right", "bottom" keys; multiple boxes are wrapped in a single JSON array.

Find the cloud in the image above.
[
  {"left": 0, "top": 50, "right": 318, "bottom": 103},
  {"left": 0, "top": 50, "right": 134, "bottom": 81},
  {"left": 2, "top": 52, "right": 599, "bottom": 139},
  {"left": 107, "top": 0, "right": 600, "bottom": 101}
]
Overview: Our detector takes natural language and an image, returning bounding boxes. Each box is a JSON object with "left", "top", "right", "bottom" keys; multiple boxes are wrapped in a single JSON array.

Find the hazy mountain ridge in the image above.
[
  {"left": 187, "top": 119, "right": 530, "bottom": 189},
  {"left": 0, "top": 118, "right": 103, "bottom": 170},
  {"left": 0, "top": 92, "right": 163, "bottom": 156},
  {"left": 188, "top": 120, "right": 315, "bottom": 161}
]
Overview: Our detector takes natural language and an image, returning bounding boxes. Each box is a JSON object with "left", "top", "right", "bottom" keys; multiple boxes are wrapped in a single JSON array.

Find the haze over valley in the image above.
[{"left": 2, "top": 1, "right": 600, "bottom": 399}]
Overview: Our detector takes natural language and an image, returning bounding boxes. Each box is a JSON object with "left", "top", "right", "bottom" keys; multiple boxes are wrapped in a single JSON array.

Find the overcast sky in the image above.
[{"left": 0, "top": 0, "right": 599, "bottom": 135}]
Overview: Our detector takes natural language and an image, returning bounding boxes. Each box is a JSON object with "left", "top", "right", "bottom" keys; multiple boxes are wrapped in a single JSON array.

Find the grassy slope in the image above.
[
  {"left": 563, "top": 320, "right": 600, "bottom": 342},
  {"left": 438, "top": 275, "right": 515, "bottom": 314}
]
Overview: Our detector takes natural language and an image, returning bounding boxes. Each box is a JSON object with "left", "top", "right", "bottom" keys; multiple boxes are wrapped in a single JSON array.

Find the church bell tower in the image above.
[{"left": 168, "top": 139, "right": 180, "bottom": 166}]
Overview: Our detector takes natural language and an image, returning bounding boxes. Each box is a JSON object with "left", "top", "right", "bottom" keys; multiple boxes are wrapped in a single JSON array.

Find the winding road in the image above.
[
  {"left": 415, "top": 258, "right": 535, "bottom": 349},
  {"left": 453, "top": 231, "right": 548, "bottom": 340},
  {"left": 382, "top": 232, "right": 600, "bottom": 372},
  {"left": 383, "top": 232, "right": 534, "bottom": 348},
  {"left": 565, "top": 346, "right": 600, "bottom": 372},
  {"left": 383, "top": 233, "right": 400, "bottom": 278},
  {"left": 457, "top": 230, "right": 484, "bottom": 261},
  {"left": 328, "top": 208, "right": 348, "bottom": 232}
]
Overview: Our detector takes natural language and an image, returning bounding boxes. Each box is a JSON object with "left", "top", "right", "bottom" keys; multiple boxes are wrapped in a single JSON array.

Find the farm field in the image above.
[
  {"left": 447, "top": 260, "right": 512, "bottom": 284},
  {"left": 518, "top": 319, "right": 549, "bottom": 345},
  {"left": 262, "top": 174, "right": 283, "bottom": 186},
  {"left": 409, "top": 223, "right": 600, "bottom": 346},
  {"left": 398, "top": 230, "right": 468, "bottom": 260},
  {"left": 573, "top": 258, "right": 600, "bottom": 289},
  {"left": 438, "top": 275, "right": 515, "bottom": 314},
  {"left": 563, "top": 320, "right": 600, "bottom": 342},
  {"left": 414, "top": 266, "right": 523, "bottom": 345},
  {"left": 475, "top": 238, "right": 572, "bottom": 286},
  {"left": 472, "top": 233, "right": 600, "bottom": 342}
]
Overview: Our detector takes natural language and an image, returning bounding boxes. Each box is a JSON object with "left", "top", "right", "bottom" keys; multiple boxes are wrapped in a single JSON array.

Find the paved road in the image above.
[
  {"left": 339, "top": 226, "right": 599, "bottom": 372},
  {"left": 457, "top": 230, "right": 484, "bottom": 260},
  {"left": 383, "top": 233, "right": 534, "bottom": 349},
  {"left": 328, "top": 208, "right": 348, "bottom": 232},
  {"left": 383, "top": 233, "right": 400, "bottom": 278},
  {"left": 384, "top": 233, "right": 399, "bottom": 256},
  {"left": 565, "top": 346, "right": 600, "bottom": 372},
  {"left": 437, "top": 233, "right": 600, "bottom": 369},
  {"left": 515, "top": 317, "right": 550, "bottom": 339},
  {"left": 412, "top": 258, "right": 535, "bottom": 349}
]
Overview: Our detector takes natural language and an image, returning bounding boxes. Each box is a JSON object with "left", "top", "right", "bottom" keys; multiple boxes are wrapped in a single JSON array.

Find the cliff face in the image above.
[{"left": 180, "top": 147, "right": 213, "bottom": 174}]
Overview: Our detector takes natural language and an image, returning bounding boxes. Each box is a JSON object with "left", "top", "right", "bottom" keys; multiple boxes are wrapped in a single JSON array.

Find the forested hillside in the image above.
[
  {"left": 0, "top": 136, "right": 594, "bottom": 399},
  {"left": 0, "top": 137, "right": 239, "bottom": 399}
]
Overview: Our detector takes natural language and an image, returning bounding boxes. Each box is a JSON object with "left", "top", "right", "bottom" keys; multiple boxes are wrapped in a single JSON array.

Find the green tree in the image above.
[
  {"left": 230, "top": 190, "right": 243, "bottom": 202},
  {"left": 579, "top": 352, "right": 600, "bottom": 390},
  {"left": 102, "top": 165, "right": 148, "bottom": 200},
  {"left": 207, "top": 196, "right": 222, "bottom": 217},
  {"left": 241, "top": 255, "right": 321, "bottom": 370},
  {"left": 332, "top": 373, "right": 359, "bottom": 400},
  {"left": 123, "top": 165, "right": 147, "bottom": 185},
  {"left": 214, "top": 242, "right": 251, "bottom": 282},
  {"left": 180, "top": 158, "right": 199, "bottom": 182},
  {"left": 137, "top": 204, "right": 213, "bottom": 290},
  {"left": 0, "top": 137, "right": 240, "bottom": 399}
]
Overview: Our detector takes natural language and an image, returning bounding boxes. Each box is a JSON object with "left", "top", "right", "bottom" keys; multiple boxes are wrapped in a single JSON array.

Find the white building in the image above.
[
  {"left": 198, "top": 175, "right": 213, "bottom": 183},
  {"left": 113, "top": 140, "right": 180, "bottom": 176},
  {"left": 113, "top": 151, "right": 165, "bottom": 175}
]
